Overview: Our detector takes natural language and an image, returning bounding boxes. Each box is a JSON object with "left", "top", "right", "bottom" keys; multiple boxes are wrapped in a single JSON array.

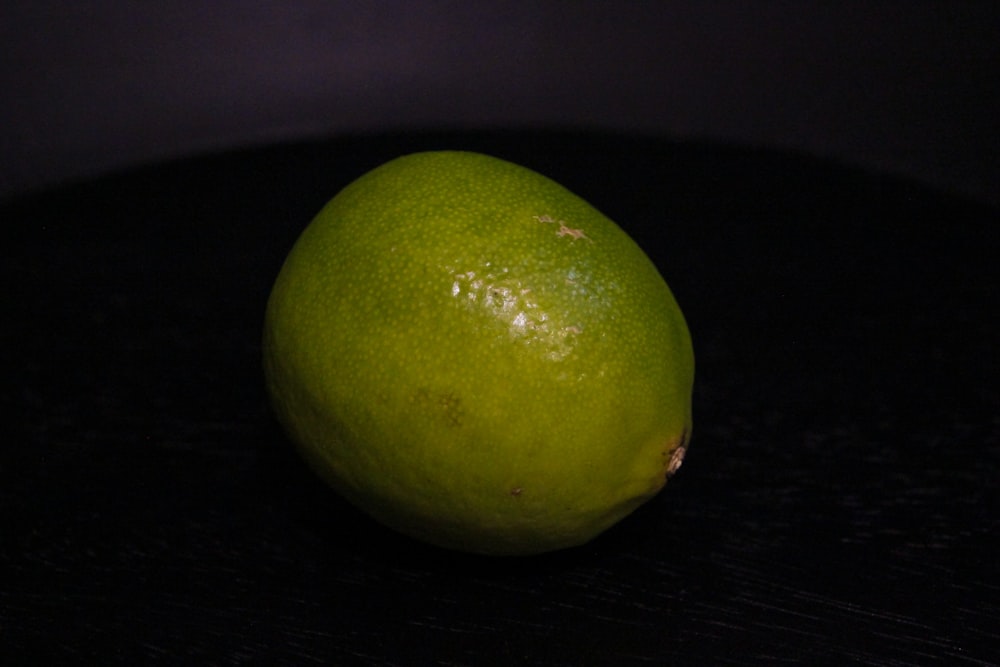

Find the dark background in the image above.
[
  {"left": 3, "top": 3, "right": 999, "bottom": 665},
  {"left": 2, "top": 2, "right": 999, "bottom": 207}
]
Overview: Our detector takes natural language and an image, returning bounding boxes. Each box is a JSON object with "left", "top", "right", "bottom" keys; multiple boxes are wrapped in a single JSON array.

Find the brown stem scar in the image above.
[{"left": 666, "top": 445, "right": 687, "bottom": 477}]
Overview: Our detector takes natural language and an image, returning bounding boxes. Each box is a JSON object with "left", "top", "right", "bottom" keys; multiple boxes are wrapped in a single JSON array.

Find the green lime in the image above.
[{"left": 263, "top": 151, "right": 693, "bottom": 555}]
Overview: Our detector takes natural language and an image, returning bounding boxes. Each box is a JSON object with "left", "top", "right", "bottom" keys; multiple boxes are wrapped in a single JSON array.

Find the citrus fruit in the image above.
[{"left": 263, "top": 151, "right": 694, "bottom": 555}]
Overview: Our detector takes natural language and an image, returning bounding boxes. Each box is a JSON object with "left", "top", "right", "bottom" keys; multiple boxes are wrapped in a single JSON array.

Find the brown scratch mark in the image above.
[
  {"left": 556, "top": 223, "right": 591, "bottom": 242},
  {"left": 534, "top": 214, "right": 593, "bottom": 242}
]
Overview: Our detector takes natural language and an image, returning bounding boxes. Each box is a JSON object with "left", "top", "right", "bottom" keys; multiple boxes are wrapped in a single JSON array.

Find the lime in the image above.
[{"left": 263, "top": 151, "right": 693, "bottom": 555}]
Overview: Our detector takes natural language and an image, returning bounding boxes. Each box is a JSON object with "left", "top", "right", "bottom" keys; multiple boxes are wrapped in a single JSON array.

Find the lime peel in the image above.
[{"left": 264, "top": 151, "right": 694, "bottom": 555}]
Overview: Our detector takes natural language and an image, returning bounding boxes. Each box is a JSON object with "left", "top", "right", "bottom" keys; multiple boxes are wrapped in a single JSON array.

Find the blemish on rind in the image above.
[
  {"left": 510, "top": 487, "right": 523, "bottom": 497},
  {"left": 534, "top": 214, "right": 592, "bottom": 242},
  {"left": 556, "top": 223, "right": 590, "bottom": 241},
  {"left": 412, "top": 387, "right": 464, "bottom": 428}
]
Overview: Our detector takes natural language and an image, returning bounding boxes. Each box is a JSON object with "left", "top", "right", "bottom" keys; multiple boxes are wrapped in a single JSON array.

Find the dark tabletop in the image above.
[{"left": 3, "top": 131, "right": 998, "bottom": 665}]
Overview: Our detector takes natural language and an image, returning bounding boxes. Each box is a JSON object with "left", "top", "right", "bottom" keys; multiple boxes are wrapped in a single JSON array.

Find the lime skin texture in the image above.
[{"left": 263, "top": 151, "right": 694, "bottom": 556}]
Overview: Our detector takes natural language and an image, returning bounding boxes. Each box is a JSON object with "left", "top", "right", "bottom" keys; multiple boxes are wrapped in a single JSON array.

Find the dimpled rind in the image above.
[{"left": 263, "top": 151, "right": 694, "bottom": 555}]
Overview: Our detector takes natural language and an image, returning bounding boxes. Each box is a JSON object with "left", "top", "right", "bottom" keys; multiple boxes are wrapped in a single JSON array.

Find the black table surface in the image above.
[{"left": 4, "top": 131, "right": 998, "bottom": 664}]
